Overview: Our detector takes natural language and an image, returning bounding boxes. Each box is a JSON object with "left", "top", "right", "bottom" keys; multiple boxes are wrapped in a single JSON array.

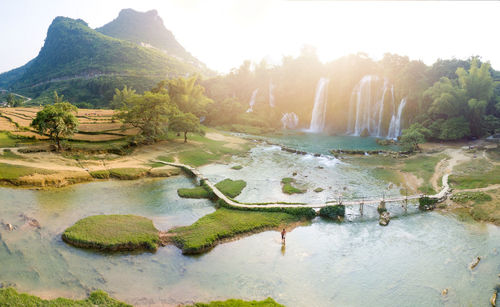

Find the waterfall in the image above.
[
  {"left": 281, "top": 112, "right": 299, "bottom": 129},
  {"left": 308, "top": 78, "right": 329, "bottom": 133},
  {"left": 269, "top": 81, "right": 275, "bottom": 108},
  {"left": 246, "top": 89, "right": 259, "bottom": 113},
  {"left": 347, "top": 75, "right": 404, "bottom": 138},
  {"left": 387, "top": 98, "right": 407, "bottom": 140}
]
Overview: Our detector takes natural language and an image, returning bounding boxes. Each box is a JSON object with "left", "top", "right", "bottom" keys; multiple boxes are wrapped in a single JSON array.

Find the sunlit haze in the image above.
[{"left": 1, "top": 0, "right": 499, "bottom": 73}]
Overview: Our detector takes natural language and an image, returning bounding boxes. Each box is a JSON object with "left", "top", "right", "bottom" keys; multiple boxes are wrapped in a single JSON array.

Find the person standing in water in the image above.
[{"left": 281, "top": 228, "right": 286, "bottom": 244}]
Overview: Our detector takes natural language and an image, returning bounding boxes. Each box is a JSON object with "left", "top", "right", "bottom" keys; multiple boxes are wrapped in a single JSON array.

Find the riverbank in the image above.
[{"left": 0, "top": 130, "right": 251, "bottom": 188}]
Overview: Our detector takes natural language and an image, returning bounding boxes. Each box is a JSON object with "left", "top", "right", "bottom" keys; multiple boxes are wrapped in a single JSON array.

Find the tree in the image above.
[
  {"left": 399, "top": 123, "right": 430, "bottom": 152},
  {"left": 169, "top": 112, "right": 204, "bottom": 143},
  {"left": 165, "top": 76, "right": 213, "bottom": 117},
  {"left": 31, "top": 102, "right": 79, "bottom": 150},
  {"left": 110, "top": 85, "right": 137, "bottom": 109},
  {"left": 116, "top": 91, "right": 177, "bottom": 143},
  {"left": 439, "top": 117, "right": 470, "bottom": 140},
  {"left": 53, "top": 91, "right": 64, "bottom": 103}
]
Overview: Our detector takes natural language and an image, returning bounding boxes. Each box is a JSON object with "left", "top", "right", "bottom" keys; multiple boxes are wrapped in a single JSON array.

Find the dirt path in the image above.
[{"left": 454, "top": 184, "right": 500, "bottom": 193}]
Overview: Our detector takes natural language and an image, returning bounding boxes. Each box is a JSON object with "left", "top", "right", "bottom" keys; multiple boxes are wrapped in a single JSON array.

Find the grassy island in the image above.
[
  {"left": 62, "top": 215, "right": 160, "bottom": 251},
  {"left": 0, "top": 288, "right": 130, "bottom": 307},
  {"left": 169, "top": 208, "right": 304, "bottom": 254},
  {"left": 281, "top": 177, "right": 306, "bottom": 194},
  {"left": 178, "top": 178, "right": 247, "bottom": 199}
]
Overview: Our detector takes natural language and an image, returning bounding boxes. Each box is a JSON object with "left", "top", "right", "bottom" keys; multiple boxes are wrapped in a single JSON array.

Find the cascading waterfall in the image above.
[
  {"left": 246, "top": 89, "right": 259, "bottom": 113},
  {"left": 308, "top": 78, "right": 329, "bottom": 133},
  {"left": 387, "top": 98, "right": 407, "bottom": 139},
  {"left": 269, "top": 81, "right": 275, "bottom": 108},
  {"left": 281, "top": 112, "right": 299, "bottom": 129},
  {"left": 347, "top": 75, "right": 405, "bottom": 139}
]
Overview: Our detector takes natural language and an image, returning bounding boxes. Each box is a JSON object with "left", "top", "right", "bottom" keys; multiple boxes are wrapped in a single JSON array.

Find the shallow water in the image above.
[
  {"left": 0, "top": 139, "right": 499, "bottom": 306},
  {"left": 237, "top": 132, "right": 400, "bottom": 155}
]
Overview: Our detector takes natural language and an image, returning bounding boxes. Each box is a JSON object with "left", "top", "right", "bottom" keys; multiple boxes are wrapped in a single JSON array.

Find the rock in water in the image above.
[
  {"left": 379, "top": 211, "right": 390, "bottom": 226},
  {"left": 470, "top": 256, "right": 481, "bottom": 270},
  {"left": 441, "top": 288, "right": 448, "bottom": 296},
  {"left": 491, "top": 291, "right": 497, "bottom": 306},
  {"left": 6, "top": 224, "right": 14, "bottom": 231}
]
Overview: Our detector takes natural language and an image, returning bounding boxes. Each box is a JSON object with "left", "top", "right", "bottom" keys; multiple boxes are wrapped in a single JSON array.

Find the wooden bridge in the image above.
[{"left": 155, "top": 161, "right": 451, "bottom": 210}]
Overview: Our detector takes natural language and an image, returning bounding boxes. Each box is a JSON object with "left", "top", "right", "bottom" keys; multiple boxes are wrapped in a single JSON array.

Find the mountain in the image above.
[
  {"left": 97, "top": 9, "right": 205, "bottom": 69},
  {"left": 0, "top": 12, "right": 207, "bottom": 107}
]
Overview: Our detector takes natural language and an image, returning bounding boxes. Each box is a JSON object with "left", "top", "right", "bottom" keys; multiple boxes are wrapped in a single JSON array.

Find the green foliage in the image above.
[
  {"left": 231, "top": 165, "right": 243, "bottom": 170},
  {"left": 281, "top": 177, "right": 306, "bottom": 194},
  {"left": 170, "top": 208, "right": 301, "bottom": 254},
  {"left": 418, "top": 196, "right": 438, "bottom": 211},
  {"left": 162, "top": 76, "right": 213, "bottom": 117},
  {"left": 400, "top": 123, "right": 429, "bottom": 152},
  {"left": 215, "top": 179, "right": 247, "bottom": 198},
  {"left": 0, "top": 288, "right": 131, "bottom": 307},
  {"left": 319, "top": 205, "right": 345, "bottom": 219},
  {"left": 450, "top": 191, "right": 492, "bottom": 203},
  {"left": 187, "top": 297, "right": 284, "bottom": 307},
  {"left": 169, "top": 112, "right": 204, "bottom": 143},
  {"left": 0, "top": 131, "right": 19, "bottom": 147},
  {"left": 31, "top": 100, "right": 79, "bottom": 150},
  {"left": 62, "top": 214, "right": 160, "bottom": 251},
  {"left": 116, "top": 91, "right": 176, "bottom": 143},
  {"left": 438, "top": 117, "right": 471, "bottom": 140}
]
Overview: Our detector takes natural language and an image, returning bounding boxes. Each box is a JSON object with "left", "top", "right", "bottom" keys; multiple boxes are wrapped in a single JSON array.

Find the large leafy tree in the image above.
[
  {"left": 399, "top": 123, "right": 431, "bottom": 152},
  {"left": 169, "top": 112, "right": 204, "bottom": 143},
  {"left": 31, "top": 102, "right": 79, "bottom": 150},
  {"left": 116, "top": 91, "right": 178, "bottom": 143},
  {"left": 153, "top": 76, "right": 213, "bottom": 118},
  {"left": 110, "top": 85, "right": 137, "bottom": 109}
]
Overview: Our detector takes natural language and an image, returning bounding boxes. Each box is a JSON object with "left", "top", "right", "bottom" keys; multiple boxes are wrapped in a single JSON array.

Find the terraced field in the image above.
[{"left": 0, "top": 107, "right": 137, "bottom": 142}]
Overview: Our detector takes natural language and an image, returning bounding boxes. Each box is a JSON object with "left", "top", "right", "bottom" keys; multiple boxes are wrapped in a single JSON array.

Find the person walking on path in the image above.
[{"left": 281, "top": 228, "right": 286, "bottom": 244}]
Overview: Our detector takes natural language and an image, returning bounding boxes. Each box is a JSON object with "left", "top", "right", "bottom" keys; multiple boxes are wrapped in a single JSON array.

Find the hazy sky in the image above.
[{"left": 1, "top": 0, "right": 499, "bottom": 74}]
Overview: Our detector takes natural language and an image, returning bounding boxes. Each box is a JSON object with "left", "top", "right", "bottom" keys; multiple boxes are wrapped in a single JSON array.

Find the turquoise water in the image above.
[
  {"left": 235, "top": 132, "right": 400, "bottom": 155},
  {"left": 0, "top": 140, "right": 499, "bottom": 306}
]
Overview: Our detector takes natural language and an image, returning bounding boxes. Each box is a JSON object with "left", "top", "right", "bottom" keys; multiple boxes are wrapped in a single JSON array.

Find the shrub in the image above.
[
  {"left": 419, "top": 196, "right": 438, "bottom": 211},
  {"left": 319, "top": 205, "right": 345, "bottom": 219},
  {"left": 178, "top": 186, "right": 211, "bottom": 199}
]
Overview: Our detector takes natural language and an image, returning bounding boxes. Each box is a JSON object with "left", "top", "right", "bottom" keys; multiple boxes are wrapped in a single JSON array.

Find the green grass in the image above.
[
  {"left": 0, "top": 288, "right": 130, "bottom": 307},
  {"left": 62, "top": 215, "right": 160, "bottom": 251},
  {"left": 89, "top": 170, "right": 111, "bottom": 179},
  {"left": 170, "top": 208, "right": 301, "bottom": 254},
  {"left": 450, "top": 191, "right": 492, "bottom": 203},
  {"left": 178, "top": 186, "right": 211, "bottom": 198},
  {"left": 0, "top": 131, "right": 18, "bottom": 147},
  {"left": 449, "top": 159, "right": 500, "bottom": 189},
  {"left": 163, "top": 131, "right": 252, "bottom": 167},
  {"left": 215, "top": 179, "right": 247, "bottom": 198},
  {"left": 178, "top": 179, "right": 246, "bottom": 199},
  {"left": 231, "top": 165, "right": 243, "bottom": 170},
  {"left": 370, "top": 167, "right": 401, "bottom": 184},
  {"left": 66, "top": 140, "right": 131, "bottom": 154},
  {"left": 108, "top": 168, "right": 148, "bottom": 180},
  {"left": 187, "top": 298, "right": 284, "bottom": 307},
  {"left": 281, "top": 177, "right": 306, "bottom": 194},
  {"left": 156, "top": 155, "right": 175, "bottom": 163},
  {"left": 0, "top": 162, "right": 54, "bottom": 182},
  {"left": 402, "top": 154, "right": 447, "bottom": 194},
  {"left": 149, "top": 161, "right": 167, "bottom": 168},
  {"left": 0, "top": 149, "right": 24, "bottom": 159}
]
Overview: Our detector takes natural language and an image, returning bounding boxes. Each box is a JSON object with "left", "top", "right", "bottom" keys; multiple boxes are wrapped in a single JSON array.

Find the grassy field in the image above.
[
  {"left": 451, "top": 189, "right": 500, "bottom": 225},
  {"left": 108, "top": 168, "right": 149, "bottom": 180},
  {"left": 401, "top": 154, "right": 447, "bottom": 194},
  {"left": 0, "top": 288, "right": 130, "bottom": 307},
  {"left": 449, "top": 158, "right": 500, "bottom": 189},
  {"left": 281, "top": 177, "right": 306, "bottom": 194},
  {"left": 187, "top": 298, "right": 285, "bottom": 307},
  {"left": 157, "top": 131, "right": 251, "bottom": 167},
  {"left": 62, "top": 215, "right": 160, "bottom": 251},
  {"left": 170, "top": 208, "right": 302, "bottom": 254}
]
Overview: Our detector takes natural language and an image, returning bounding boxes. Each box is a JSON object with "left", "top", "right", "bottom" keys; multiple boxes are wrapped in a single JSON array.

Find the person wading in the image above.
[{"left": 281, "top": 228, "right": 286, "bottom": 244}]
